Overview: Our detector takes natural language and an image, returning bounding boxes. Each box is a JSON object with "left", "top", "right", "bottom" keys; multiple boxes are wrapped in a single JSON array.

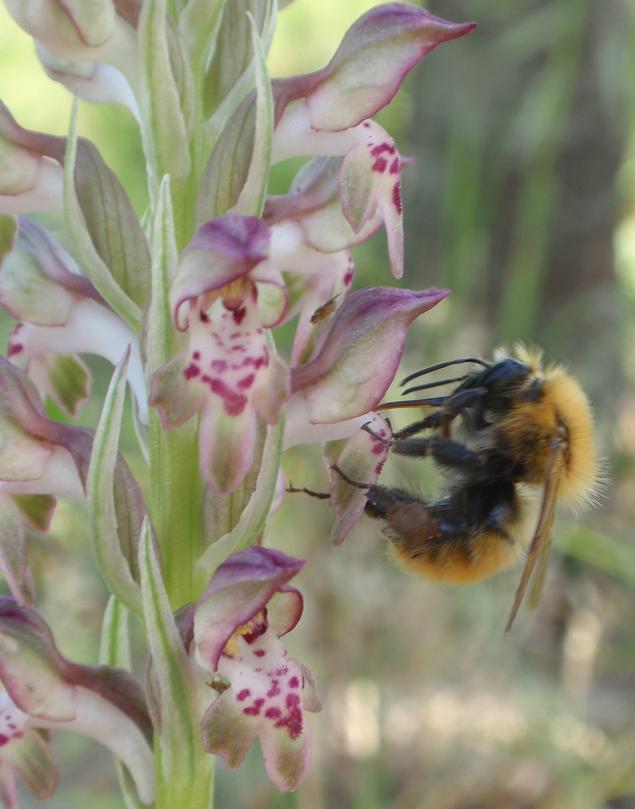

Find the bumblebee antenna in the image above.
[
  {"left": 400, "top": 358, "right": 489, "bottom": 387},
  {"left": 401, "top": 375, "right": 468, "bottom": 397}
]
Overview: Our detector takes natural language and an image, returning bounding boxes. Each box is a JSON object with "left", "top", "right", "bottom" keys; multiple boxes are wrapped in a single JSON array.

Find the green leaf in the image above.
[
  {"left": 146, "top": 175, "right": 179, "bottom": 377},
  {"left": 179, "top": 0, "right": 225, "bottom": 84},
  {"left": 63, "top": 103, "right": 142, "bottom": 331},
  {"left": 87, "top": 348, "right": 143, "bottom": 615},
  {"left": 230, "top": 13, "right": 274, "bottom": 217},
  {"left": 197, "top": 413, "right": 283, "bottom": 577},
  {"left": 197, "top": 4, "right": 275, "bottom": 221},
  {"left": 73, "top": 139, "right": 151, "bottom": 309},
  {"left": 202, "top": 0, "right": 270, "bottom": 118},
  {"left": 0, "top": 214, "right": 17, "bottom": 258},
  {"left": 139, "top": 0, "right": 192, "bottom": 187},
  {"left": 138, "top": 519, "right": 199, "bottom": 805}
]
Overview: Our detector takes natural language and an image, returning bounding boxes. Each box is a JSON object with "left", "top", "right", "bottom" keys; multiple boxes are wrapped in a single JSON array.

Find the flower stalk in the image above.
[{"left": 0, "top": 2, "right": 474, "bottom": 806}]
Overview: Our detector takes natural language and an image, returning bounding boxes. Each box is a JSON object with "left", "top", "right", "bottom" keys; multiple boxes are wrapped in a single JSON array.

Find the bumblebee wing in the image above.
[{"left": 505, "top": 437, "right": 566, "bottom": 632}]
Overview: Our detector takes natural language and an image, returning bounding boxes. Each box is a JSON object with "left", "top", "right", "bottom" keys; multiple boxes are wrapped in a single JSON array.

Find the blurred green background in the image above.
[{"left": 1, "top": 1, "right": 635, "bottom": 807}]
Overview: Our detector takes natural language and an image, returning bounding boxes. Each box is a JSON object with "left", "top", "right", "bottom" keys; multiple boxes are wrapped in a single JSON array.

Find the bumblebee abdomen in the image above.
[
  {"left": 382, "top": 500, "right": 521, "bottom": 583},
  {"left": 388, "top": 527, "right": 519, "bottom": 583}
]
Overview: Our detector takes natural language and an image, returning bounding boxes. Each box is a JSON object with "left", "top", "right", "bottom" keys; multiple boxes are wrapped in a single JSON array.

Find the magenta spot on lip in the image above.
[
  {"left": 7, "top": 724, "right": 15, "bottom": 730},
  {"left": 363, "top": 121, "right": 370, "bottom": 128},
  {"left": 243, "top": 698, "right": 265, "bottom": 716},
  {"left": 392, "top": 181, "right": 402, "bottom": 214},
  {"left": 211, "top": 359, "right": 227, "bottom": 372},
  {"left": 230, "top": 345, "right": 246, "bottom": 353},
  {"left": 203, "top": 377, "right": 248, "bottom": 416},
  {"left": 288, "top": 676, "right": 300, "bottom": 689},
  {"left": 371, "top": 442, "right": 384, "bottom": 455},
  {"left": 374, "top": 461, "right": 385, "bottom": 475},
  {"left": 13, "top": 731, "right": 23, "bottom": 739},
  {"left": 274, "top": 703, "right": 303, "bottom": 739},
  {"left": 199, "top": 311, "right": 209, "bottom": 323},
  {"left": 390, "top": 157, "right": 400, "bottom": 175},
  {"left": 0, "top": 734, "right": 8, "bottom": 746},
  {"left": 267, "top": 679, "right": 280, "bottom": 698},
  {"left": 7, "top": 343, "right": 22, "bottom": 357},
  {"left": 233, "top": 306, "right": 247, "bottom": 325},
  {"left": 286, "top": 693, "right": 300, "bottom": 708},
  {"left": 343, "top": 269, "right": 354, "bottom": 286},
  {"left": 183, "top": 363, "right": 200, "bottom": 380},
  {"left": 229, "top": 332, "right": 242, "bottom": 339},
  {"left": 265, "top": 707, "right": 282, "bottom": 719},
  {"left": 193, "top": 351, "right": 201, "bottom": 360},
  {"left": 237, "top": 374, "right": 255, "bottom": 390},
  {"left": 254, "top": 649, "right": 266, "bottom": 657},
  {"left": 274, "top": 665, "right": 289, "bottom": 677},
  {"left": 372, "top": 157, "right": 387, "bottom": 173},
  {"left": 370, "top": 142, "right": 395, "bottom": 157},
  {"left": 236, "top": 689, "right": 251, "bottom": 702}
]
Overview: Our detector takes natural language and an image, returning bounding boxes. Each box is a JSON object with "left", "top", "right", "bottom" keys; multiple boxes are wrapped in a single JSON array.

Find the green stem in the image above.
[
  {"left": 156, "top": 736, "right": 215, "bottom": 809},
  {"left": 148, "top": 414, "right": 205, "bottom": 608}
]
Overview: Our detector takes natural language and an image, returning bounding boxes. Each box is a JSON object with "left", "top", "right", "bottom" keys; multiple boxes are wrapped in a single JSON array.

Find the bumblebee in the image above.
[{"left": 334, "top": 346, "right": 598, "bottom": 630}]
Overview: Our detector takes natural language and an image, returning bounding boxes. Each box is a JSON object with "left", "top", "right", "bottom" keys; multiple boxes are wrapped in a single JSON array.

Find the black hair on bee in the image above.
[{"left": 336, "top": 346, "right": 598, "bottom": 631}]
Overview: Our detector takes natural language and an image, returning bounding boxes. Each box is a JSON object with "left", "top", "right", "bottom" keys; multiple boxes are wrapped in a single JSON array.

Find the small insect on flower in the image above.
[
  {"left": 310, "top": 294, "right": 340, "bottom": 324},
  {"left": 333, "top": 346, "right": 598, "bottom": 631}
]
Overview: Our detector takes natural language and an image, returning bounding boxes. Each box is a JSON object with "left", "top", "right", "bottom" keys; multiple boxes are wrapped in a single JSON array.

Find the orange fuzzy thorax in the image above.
[{"left": 499, "top": 346, "right": 597, "bottom": 504}]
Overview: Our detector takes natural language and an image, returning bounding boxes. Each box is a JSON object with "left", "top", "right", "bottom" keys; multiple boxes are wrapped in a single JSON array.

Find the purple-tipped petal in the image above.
[
  {"left": 306, "top": 4, "right": 476, "bottom": 130},
  {"left": 271, "top": 5, "right": 475, "bottom": 131},
  {"left": 0, "top": 598, "right": 76, "bottom": 720},
  {"left": 291, "top": 287, "right": 449, "bottom": 424},
  {"left": 194, "top": 547, "right": 304, "bottom": 671},
  {"left": 171, "top": 216, "right": 270, "bottom": 330}
]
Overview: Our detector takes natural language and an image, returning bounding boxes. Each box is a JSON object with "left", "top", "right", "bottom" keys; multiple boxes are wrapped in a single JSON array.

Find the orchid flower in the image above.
[
  {"left": 3, "top": 0, "right": 139, "bottom": 93},
  {"left": 0, "top": 358, "right": 144, "bottom": 602},
  {"left": 0, "top": 105, "right": 63, "bottom": 216},
  {"left": 150, "top": 215, "right": 290, "bottom": 495},
  {"left": 0, "top": 216, "right": 147, "bottom": 419},
  {"left": 285, "top": 286, "right": 449, "bottom": 447},
  {"left": 192, "top": 547, "right": 320, "bottom": 792},
  {"left": 35, "top": 43, "right": 140, "bottom": 121},
  {"left": 0, "top": 597, "right": 154, "bottom": 807},
  {"left": 271, "top": 4, "right": 476, "bottom": 278}
]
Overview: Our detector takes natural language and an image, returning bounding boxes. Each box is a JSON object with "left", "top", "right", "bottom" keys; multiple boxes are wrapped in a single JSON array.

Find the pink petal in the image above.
[{"left": 291, "top": 287, "right": 449, "bottom": 423}]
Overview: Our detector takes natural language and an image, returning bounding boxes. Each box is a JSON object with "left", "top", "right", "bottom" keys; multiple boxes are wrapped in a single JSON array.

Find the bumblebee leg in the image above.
[
  {"left": 286, "top": 484, "right": 330, "bottom": 500},
  {"left": 392, "top": 435, "right": 484, "bottom": 472},
  {"left": 391, "top": 386, "right": 489, "bottom": 440}
]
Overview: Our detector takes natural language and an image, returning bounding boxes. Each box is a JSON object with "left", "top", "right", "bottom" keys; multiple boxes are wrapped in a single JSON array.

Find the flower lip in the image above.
[
  {"left": 171, "top": 215, "right": 270, "bottom": 331},
  {"left": 194, "top": 547, "right": 304, "bottom": 670}
]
